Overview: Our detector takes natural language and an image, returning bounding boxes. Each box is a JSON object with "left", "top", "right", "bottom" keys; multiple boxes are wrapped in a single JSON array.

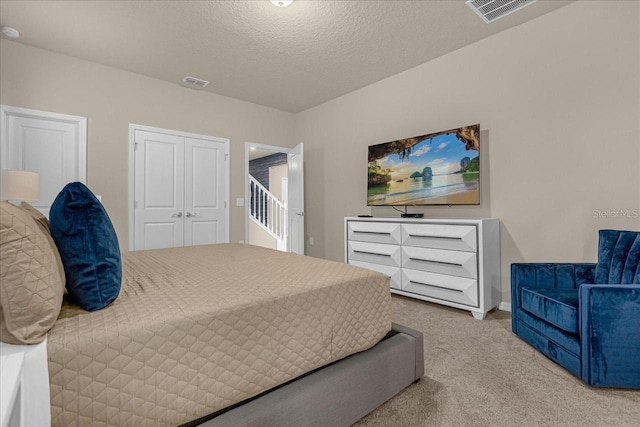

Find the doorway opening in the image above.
[{"left": 244, "top": 142, "right": 304, "bottom": 254}]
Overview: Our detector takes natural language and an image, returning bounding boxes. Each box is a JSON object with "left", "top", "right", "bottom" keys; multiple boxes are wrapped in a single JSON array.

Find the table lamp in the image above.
[{"left": 1, "top": 169, "right": 40, "bottom": 202}]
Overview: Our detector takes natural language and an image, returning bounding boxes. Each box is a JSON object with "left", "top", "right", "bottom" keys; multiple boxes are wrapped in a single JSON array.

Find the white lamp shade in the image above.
[{"left": 1, "top": 170, "right": 40, "bottom": 201}]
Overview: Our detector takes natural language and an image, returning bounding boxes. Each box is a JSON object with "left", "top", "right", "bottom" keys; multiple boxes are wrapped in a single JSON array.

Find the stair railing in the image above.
[{"left": 249, "top": 175, "right": 287, "bottom": 243}]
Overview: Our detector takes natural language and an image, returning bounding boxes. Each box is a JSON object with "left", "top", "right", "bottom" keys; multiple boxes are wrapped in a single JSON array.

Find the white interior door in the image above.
[
  {"left": 184, "top": 137, "right": 227, "bottom": 246},
  {"left": 288, "top": 143, "right": 304, "bottom": 255},
  {"left": 133, "top": 129, "right": 185, "bottom": 250},
  {"left": 1, "top": 105, "right": 86, "bottom": 217},
  {"left": 131, "top": 125, "right": 229, "bottom": 251}
]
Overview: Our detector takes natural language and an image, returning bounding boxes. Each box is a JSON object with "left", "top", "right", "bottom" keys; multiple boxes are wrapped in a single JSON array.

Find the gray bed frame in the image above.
[{"left": 195, "top": 323, "right": 424, "bottom": 427}]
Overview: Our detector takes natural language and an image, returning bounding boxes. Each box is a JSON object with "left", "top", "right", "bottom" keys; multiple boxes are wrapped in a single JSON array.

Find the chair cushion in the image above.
[
  {"left": 521, "top": 287, "right": 579, "bottom": 334},
  {"left": 0, "top": 201, "right": 64, "bottom": 344},
  {"left": 49, "top": 182, "right": 121, "bottom": 311},
  {"left": 595, "top": 230, "right": 640, "bottom": 284}
]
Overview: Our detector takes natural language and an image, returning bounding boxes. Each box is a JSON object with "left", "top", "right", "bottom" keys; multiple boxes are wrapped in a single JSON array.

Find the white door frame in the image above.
[
  {"left": 129, "top": 124, "right": 230, "bottom": 250},
  {"left": 244, "top": 142, "right": 303, "bottom": 253},
  {"left": 1, "top": 105, "right": 87, "bottom": 217},
  {"left": 1, "top": 105, "right": 87, "bottom": 180}
]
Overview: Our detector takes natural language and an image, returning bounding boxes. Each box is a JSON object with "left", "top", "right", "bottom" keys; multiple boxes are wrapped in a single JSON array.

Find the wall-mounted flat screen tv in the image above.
[{"left": 367, "top": 124, "right": 480, "bottom": 206}]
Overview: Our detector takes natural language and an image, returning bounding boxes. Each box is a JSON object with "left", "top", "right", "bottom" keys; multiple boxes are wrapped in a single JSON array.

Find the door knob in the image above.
[
  {"left": 186, "top": 212, "right": 197, "bottom": 218},
  {"left": 296, "top": 212, "right": 304, "bottom": 217},
  {"left": 172, "top": 212, "right": 183, "bottom": 218}
]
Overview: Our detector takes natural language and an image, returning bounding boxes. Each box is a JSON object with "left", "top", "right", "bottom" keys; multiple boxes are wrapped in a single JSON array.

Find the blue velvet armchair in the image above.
[{"left": 511, "top": 229, "right": 640, "bottom": 388}]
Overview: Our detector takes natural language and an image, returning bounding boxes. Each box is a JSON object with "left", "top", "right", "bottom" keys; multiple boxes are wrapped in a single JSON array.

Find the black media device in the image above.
[{"left": 401, "top": 213, "right": 424, "bottom": 218}]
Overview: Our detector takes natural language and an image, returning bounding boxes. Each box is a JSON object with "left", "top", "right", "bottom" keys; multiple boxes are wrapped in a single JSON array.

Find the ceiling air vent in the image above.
[
  {"left": 182, "top": 76, "right": 209, "bottom": 89},
  {"left": 466, "top": 0, "right": 538, "bottom": 24}
]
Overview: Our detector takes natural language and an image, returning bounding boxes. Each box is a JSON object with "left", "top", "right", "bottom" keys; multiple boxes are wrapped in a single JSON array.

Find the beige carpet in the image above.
[{"left": 355, "top": 296, "right": 640, "bottom": 427}]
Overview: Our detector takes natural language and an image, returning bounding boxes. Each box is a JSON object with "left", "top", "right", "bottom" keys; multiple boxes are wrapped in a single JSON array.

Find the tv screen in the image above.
[{"left": 367, "top": 124, "right": 480, "bottom": 206}]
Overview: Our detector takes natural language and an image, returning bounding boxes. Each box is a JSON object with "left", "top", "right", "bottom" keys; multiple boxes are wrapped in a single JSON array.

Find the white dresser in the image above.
[{"left": 344, "top": 217, "right": 500, "bottom": 319}]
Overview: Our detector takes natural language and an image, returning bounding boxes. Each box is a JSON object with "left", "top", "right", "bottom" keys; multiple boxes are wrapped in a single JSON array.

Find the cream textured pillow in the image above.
[
  {"left": 0, "top": 201, "right": 64, "bottom": 344},
  {"left": 19, "top": 202, "right": 52, "bottom": 232},
  {"left": 20, "top": 202, "right": 66, "bottom": 287}
]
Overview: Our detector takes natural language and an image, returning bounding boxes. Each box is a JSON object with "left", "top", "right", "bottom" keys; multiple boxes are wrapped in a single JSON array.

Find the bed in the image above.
[
  {"left": 1, "top": 197, "right": 422, "bottom": 426},
  {"left": 30, "top": 244, "right": 422, "bottom": 426}
]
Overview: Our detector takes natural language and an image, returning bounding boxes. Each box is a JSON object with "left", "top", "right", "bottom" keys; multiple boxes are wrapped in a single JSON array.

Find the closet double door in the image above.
[{"left": 133, "top": 127, "right": 228, "bottom": 251}]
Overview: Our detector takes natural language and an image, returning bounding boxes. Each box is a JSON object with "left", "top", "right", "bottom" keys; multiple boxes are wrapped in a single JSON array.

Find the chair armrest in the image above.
[
  {"left": 579, "top": 284, "right": 640, "bottom": 388},
  {"left": 511, "top": 263, "right": 596, "bottom": 331}
]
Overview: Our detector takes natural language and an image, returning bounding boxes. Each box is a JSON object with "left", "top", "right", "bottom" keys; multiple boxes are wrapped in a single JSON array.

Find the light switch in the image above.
[{"left": 236, "top": 198, "right": 245, "bottom": 207}]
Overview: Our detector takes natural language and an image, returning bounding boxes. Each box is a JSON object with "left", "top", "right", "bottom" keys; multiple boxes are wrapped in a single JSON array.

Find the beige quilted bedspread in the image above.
[{"left": 47, "top": 244, "right": 392, "bottom": 426}]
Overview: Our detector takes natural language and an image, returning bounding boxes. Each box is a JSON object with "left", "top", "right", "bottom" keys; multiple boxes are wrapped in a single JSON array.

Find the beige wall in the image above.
[
  {"left": 249, "top": 219, "right": 277, "bottom": 250},
  {"left": 0, "top": 40, "right": 296, "bottom": 250},
  {"left": 269, "top": 163, "right": 288, "bottom": 202},
  {"left": 2, "top": 2, "right": 638, "bottom": 305},
  {"left": 295, "top": 1, "right": 640, "bottom": 303}
]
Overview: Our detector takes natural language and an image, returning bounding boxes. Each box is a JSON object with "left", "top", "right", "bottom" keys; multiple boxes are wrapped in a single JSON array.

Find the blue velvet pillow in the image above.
[{"left": 49, "top": 182, "right": 122, "bottom": 311}]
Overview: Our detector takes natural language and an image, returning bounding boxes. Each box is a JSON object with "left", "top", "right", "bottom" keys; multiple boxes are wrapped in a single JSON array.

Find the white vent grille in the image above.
[
  {"left": 466, "top": 0, "right": 538, "bottom": 24},
  {"left": 182, "top": 76, "right": 209, "bottom": 88}
]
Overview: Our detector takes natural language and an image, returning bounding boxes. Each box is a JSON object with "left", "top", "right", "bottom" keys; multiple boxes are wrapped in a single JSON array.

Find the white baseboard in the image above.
[{"left": 498, "top": 302, "right": 512, "bottom": 312}]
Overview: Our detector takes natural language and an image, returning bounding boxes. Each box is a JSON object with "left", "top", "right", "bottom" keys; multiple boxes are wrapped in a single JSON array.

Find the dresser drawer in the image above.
[
  {"left": 401, "top": 223, "right": 477, "bottom": 252},
  {"left": 401, "top": 269, "right": 479, "bottom": 307},
  {"left": 348, "top": 260, "right": 401, "bottom": 289},
  {"left": 401, "top": 246, "right": 477, "bottom": 279},
  {"left": 347, "top": 221, "right": 402, "bottom": 245},
  {"left": 344, "top": 217, "right": 500, "bottom": 319},
  {"left": 348, "top": 241, "right": 402, "bottom": 268}
]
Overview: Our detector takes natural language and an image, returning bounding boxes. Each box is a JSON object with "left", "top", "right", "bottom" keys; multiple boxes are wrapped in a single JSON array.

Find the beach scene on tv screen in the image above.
[{"left": 367, "top": 124, "right": 480, "bottom": 206}]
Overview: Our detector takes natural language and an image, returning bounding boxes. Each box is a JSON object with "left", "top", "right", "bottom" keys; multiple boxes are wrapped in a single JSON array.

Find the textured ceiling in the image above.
[{"left": 0, "top": 0, "right": 573, "bottom": 113}]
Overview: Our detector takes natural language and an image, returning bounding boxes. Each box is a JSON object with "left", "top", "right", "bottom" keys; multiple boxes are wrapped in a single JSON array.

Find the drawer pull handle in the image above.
[
  {"left": 354, "top": 250, "right": 392, "bottom": 257},
  {"left": 409, "top": 280, "right": 463, "bottom": 293},
  {"left": 408, "top": 257, "right": 462, "bottom": 267},
  {"left": 354, "top": 231, "right": 392, "bottom": 236},
  {"left": 409, "top": 234, "right": 461, "bottom": 240}
]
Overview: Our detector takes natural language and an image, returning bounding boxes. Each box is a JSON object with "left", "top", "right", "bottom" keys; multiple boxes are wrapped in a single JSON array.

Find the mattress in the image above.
[{"left": 47, "top": 244, "right": 392, "bottom": 426}]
